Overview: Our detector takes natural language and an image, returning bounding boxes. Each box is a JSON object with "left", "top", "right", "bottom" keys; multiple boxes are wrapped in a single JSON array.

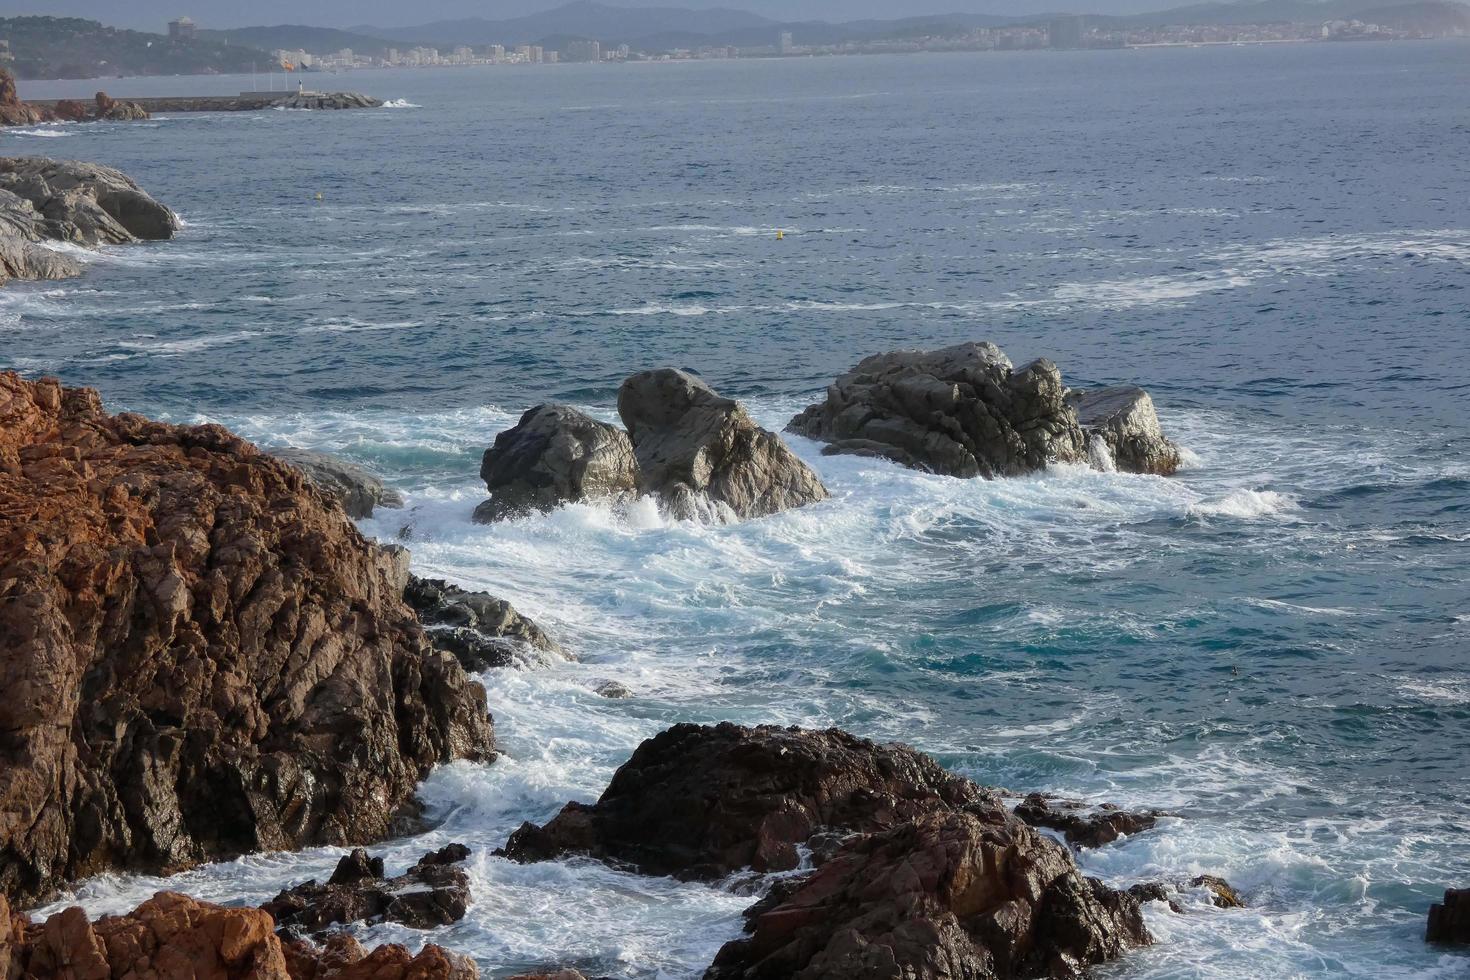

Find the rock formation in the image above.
[
  {"left": 405, "top": 574, "right": 566, "bottom": 671},
  {"left": 705, "top": 810, "right": 1149, "bottom": 980},
  {"left": 53, "top": 98, "right": 90, "bottom": 122},
  {"left": 0, "top": 156, "right": 178, "bottom": 287},
  {"left": 263, "top": 844, "right": 472, "bottom": 937},
  {"left": 1068, "top": 387, "right": 1181, "bottom": 476},
  {"left": 1427, "top": 888, "right": 1470, "bottom": 943},
  {"left": 787, "top": 342, "right": 1181, "bottom": 479},
  {"left": 1012, "top": 793, "right": 1161, "bottom": 849},
  {"left": 617, "top": 369, "right": 828, "bottom": 521},
  {"left": 474, "top": 404, "right": 637, "bottom": 522},
  {"left": 95, "top": 91, "right": 150, "bottom": 121},
  {"left": 273, "top": 92, "right": 384, "bottom": 110},
  {"left": 0, "top": 891, "right": 479, "bottom": 980},
  {"left": 500, "top": 723, "right": 988, "bottom": 879},
  {"left": 1128, "top": 874, "right": 1243, "bottom": 912},
  {"left": 270, "top": 447, "right": 405, "bottom": 520},
  {"left": 0, "top": 373, "right": 495, "bottom": 907},
  {"left": 0, "top": 69, "right": 53, "bottom": 126}
]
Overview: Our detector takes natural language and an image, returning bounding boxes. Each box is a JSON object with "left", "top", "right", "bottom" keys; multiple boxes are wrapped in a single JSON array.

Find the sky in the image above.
[{"left": 5, "top": 0, "right": 1188, "bottom": 32}]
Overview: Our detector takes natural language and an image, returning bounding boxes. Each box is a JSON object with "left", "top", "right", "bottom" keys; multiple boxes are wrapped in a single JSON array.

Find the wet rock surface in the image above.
[
  {"left": 1128, "top": 874, "right": 1244, "bottom": 912},
  {"left": 1427, "top": 888, "right": 1470, "bottom": 943},
  {"left": 1068, "top": 386, "right": 1181, "bottom": 475},
  {"left": 270, "top": 447, "right": 406, "bottom": 519},
  {"left": 475, "top": 403, "right": 637, "bottom": 522},
  {"left": 618, "top": 369, "right": 828, "bottom": 520},
  {"left": 788, "top": 342, "right": 1180, "bottom": 479},
  {"left": 263, "top": 844, "right": 472, "bottom": 936},
  {"left": 1013, "top": 792, "right": 1161, "bottom": 849},
  {"left": 405, "top": 574, "right": 566, "bottom": 670},
  {"left": 0, "top": 373, "right": 494, "bottom": 906},
  {"left": 499, "top": 723, "right": 989, "bottom": 879}
]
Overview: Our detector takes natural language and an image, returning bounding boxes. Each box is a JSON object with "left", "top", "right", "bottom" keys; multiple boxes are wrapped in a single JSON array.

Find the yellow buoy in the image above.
[
  {"left": 315, "top": 192, "right": 323, "bottom": 201},
  {"left": 776, "top": 229, "right": 784, "bottom": 240}
]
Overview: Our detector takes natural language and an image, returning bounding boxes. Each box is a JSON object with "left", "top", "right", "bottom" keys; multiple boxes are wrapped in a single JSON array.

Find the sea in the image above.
[{"left": 5, "top": 41, "right": 1470, "bottom": 979}]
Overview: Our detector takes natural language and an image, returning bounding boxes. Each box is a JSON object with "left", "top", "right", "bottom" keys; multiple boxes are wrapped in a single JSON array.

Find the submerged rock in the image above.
[
  {"left": 1128, "top": 874, "right": 1244, "bottom": 912},
  {"left": 263, "top": 844, "right": 472, "bottom": 936},
  {"left": 788, "top": 342, "right": 1180, "bottom": 479},
  {"left": 271, "top": 447, "right": 406, "bottom": 519},
  {"left": 618, "top": 369, "right": 828, "bottom": 520},
  {"left": 1068, "top": 386, "right": 1181, "bottom": 476},
  {"left": 0, "top": 891, "right": 479, "bottom": 980},
  {"left": 475, "top": 403, "right": 637, "bottom": 522},
  {"left": 500, "top": 722, "right": 995, "bottom": 879},
  {"left": 405, "top": 574, "right": 566, "bottom": 670},
  {"left": 0, "top": 373, "right": 494, "bottom": 906},
  {"left": 1013, "top": 792, "right": 1162, "bottom": 849},
  {"left": 1427, "top": 888, "right": 1470, "bottom": 944}
]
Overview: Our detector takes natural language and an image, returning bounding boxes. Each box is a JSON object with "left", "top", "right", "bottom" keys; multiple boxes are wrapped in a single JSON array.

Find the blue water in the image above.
[{"left": 7, "top": 43, "right": 1470, "bottom": 978}]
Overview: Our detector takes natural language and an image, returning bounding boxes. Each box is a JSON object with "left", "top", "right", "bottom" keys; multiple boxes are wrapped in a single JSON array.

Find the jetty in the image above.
[{"left": 26, "top": 90, "right": 382, "bottom": 114}]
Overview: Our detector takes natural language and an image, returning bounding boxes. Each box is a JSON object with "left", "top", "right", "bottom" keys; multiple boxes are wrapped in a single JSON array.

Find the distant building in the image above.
[
  {"left": 529, "top": 45, "right": 544, "bottom": 63},
  {"left": 168, "top": 16, "right": 197, "bottom": 41},
  {"left": 1049, "top": 15, "right": 1084, "bottom": 48},
  {"left": 563, "top": 39, "right": 601, "bottom": 62},
  {"left": 779, "top": 30, "right": 794, "bottom": 54},
  {"left": 545, "top": 51, "right": 559, "bottom": 63}
]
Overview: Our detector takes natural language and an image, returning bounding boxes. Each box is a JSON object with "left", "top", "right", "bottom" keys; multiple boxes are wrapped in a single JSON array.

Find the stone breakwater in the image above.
[{"left": 27, "top": 91, "right": 384, "bottom": 114}]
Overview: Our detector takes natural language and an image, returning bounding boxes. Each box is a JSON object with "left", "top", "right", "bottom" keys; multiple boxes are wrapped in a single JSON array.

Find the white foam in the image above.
[
  {"left": 381, "top": 99, "right": 421, "bottom": 108},
  {"left": 1188, "top": 489, "right": 1298, "bottom": 520}
]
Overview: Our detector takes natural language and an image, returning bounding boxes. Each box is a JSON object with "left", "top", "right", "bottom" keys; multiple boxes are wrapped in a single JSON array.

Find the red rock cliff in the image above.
[{"left": 0, "top": 373, "right": 495, "bottom": 906}]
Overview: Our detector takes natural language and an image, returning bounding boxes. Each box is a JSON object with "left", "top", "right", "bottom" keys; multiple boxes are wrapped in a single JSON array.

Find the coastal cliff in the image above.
[{"left": 0, "top": 373, "right": 495, "bottom": 907}]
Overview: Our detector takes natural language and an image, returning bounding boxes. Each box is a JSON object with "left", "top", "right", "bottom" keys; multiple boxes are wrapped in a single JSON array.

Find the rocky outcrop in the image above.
[
  {"left": 95, "top": 91, "right": 150, "bottom": 121},
  {"left": 706, "top": 810, "right": 1149, "bottom": 980},
  {"left": 0, "top": 891, "right": 479, "bottom": 980},
  {"left": 53, "top": 99, "right": 90, "bottom": 122},
  {"left": 263, "top": 844, "right": 472, "bottom": 937},
  {"left": 270, "top": 447, "right": 405, "bottom": 520},
  {"left": 501, "top": 723, "right": 995, "bottom": 879},
  {"left": 1128, "top": 874, "right": 1244, "bottom": 912},
  {"left": 405, "top": 574, "right": 566, "bottom": 671},
  {"left": 1427, "top": 888, "right": 1470, "bottom": 943},
  {"left": 0, "top": 373, "right": 495, "bottom": 907},
  {"left": 1068, "top": 387, "right": 1181, "bottom": 476},
  {"left": 474, "top": 404, "right": 638, "bottom": 522},
  {"left": 618, "top": 369, "right": 828, "bottom": 521},
  {"left": 0, "top": 69, "right": 53, "bottom": 126},
  {"left": 273, "top": 92, "right": 383, "bottom": 110},
  {"left": 1013, "top": 793, "right": 1161, "bottom": 849},
  {"left": 787, "top": 342, "right": 1180, "bottom": 479}
]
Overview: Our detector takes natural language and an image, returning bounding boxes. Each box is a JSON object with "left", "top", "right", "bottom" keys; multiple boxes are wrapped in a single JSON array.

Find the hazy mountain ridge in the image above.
[{"left": 0, "top": 15, "right": 268, "bottom": 80}]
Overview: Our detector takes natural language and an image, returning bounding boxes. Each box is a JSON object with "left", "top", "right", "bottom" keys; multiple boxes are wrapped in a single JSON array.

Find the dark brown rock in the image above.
[
  {"left": 474, "top": 403, "right": 637, "bottom": 522},
  {"left": 618, "top": 369, "right": 828, "bottom": 521},
  {"left": 705, "top": 810, "right": 1150, "bottom": 980},
  {"left": 1427, "top": 888, "right": 1470, "bottom": 944},
  {"left": 53, "top": 98, "right": 90, "bottom": 122},
  {"left": 405, "top": 574, "right": 566, "bottom": 670},
  {"left": 262, "top": 845, "right": 472, "bottom": 936},
  {"left": 1128, "top": 874, "right": 1243, "bottom": 912},
  {"left": 1013, "top": 792, "right": 1161, "bottom": 849},
  {"left": 0, "top": 373, "right": 495, "bottom": 907},
  {"left": 0, "top": 69, "right": 53, "bottom": 126},
  {"left": 499, "top": 722, "right": 993, "bottom": 879},
  {"left": 95, "top": 91, "right": 150, "bottom": 121}
]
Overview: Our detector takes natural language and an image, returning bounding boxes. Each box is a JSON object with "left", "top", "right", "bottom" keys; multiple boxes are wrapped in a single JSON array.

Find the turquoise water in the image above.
[{"left": 7, "top": 43, "right": 1470, "bottom": 978}]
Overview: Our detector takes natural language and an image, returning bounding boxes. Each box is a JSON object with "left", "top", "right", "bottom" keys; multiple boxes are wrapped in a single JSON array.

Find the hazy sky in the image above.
[{"left": 8, "top": 0, "right": 1177, "bottom": 32}]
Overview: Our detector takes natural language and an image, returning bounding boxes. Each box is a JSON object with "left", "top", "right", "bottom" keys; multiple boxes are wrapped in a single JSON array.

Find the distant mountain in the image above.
[
  {"left": 0, "top": 16, "right": 268, "bottom": 81},
  {"left": 1099, "top": 0, "right": 1470, "bottom": 26},
  {"left": 350, "top": 0, "right": 774, "bottom": 45},
  {"left": 198, "top": 24, "right": 410, "bottom": 59}
]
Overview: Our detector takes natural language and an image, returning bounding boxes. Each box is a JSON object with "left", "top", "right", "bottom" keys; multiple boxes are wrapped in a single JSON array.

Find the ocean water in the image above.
[{"left": 6, "top": 43, "right": 1470, "bottom": 978}]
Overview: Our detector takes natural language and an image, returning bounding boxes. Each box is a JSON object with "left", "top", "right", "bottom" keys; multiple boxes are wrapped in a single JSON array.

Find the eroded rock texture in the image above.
[
  {"left": 405, "top": 574, "right": 566, "bottom": 671},
  {"left": 263, "top": 844, "right": 472, "bottom": 937},
  {"left": 788, "top": 342, "right": 1180, "bottom": 478},
  {"left": 1013, "top": 793, "right": 1161, "bottom": 849},
  {"left": 269, "top": 448, "right": 405, "bottom": 520},
  {"left": 0, "top": 373, "right": 495, "bottom": 906},
  {"left": 474, "top": 404, "right": 637, "bottom": 522}
]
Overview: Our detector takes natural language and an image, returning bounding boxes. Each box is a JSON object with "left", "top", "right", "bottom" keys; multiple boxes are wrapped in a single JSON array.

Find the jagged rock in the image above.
[
  {"left": 1069, "top": 387, "right": 1181, "bottom": 476},
  {"left": 405, "top": 574, "right": 566, "bottom": 670},
  {"left": 0, "top": 69, "right": 52, "bottom": 126},
  {"left": 1013, "top": 792, "right": 1161, "bottom": 849},
  {"left": 1427, "top": 888, "right": 1470, "bottom": 943},
  {"left": 594, "top": 680, "right": 633, "bottom": 699},
  {"left": 262, "top": 844, "right": 472, "bottom": 936},
  {"left": 474, "top": 404, "right": 637, "bottom": 522},
  {"left": 618, "top": 369, "right": 828, "bottom": 521},
  {"left": 53, "top": 98, "right": 90, "bottom": 122},
  {"left": 0, "top": 373, "right": 494, "bottom": 906},
  {"left": 0, "top": 891, "right": 479, "bottom": 980},
  {"left": 788, "top": 342, "right": 1179, "bottom": 479},
  {"left": 705, "top": 809, "right": 1149, "bottom": 980},
  {"left": 0, "top": 156, "right": 179, "bottom": 263},
  {"left": 273, "top": 92, "right": 384, "bottom": 111},
  {"left": 95, "top": 91, "right": 150, "bottom": 121},
  {"left": 500, "top": 723, "right": 992, "bottom": 879},
  {"left": 0, "top": 188, "right": 84, "bottom": 284},
  {"left": 1128, "top": 874, "right": 1243, "bottom": 912},
  {"left": 270, "top": 447, "right": 405, "bottom": 519}
]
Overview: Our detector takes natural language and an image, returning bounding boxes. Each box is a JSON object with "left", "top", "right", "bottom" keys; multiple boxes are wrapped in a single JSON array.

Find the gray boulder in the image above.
[
  {"left": 789, "top": 342, "right": 1180, "bottom": 478},
  {"left": 474, "top": 404, "right": 637, "bottom": 523},
  {"left": 1069, "top": 386, "right": 1181, "bottom": 475},
  {"left": 0, "top": 188, "right": 83, "bottom": 285},
  {"left": 271, "top": 447, "right": 405, "bottom": 519},
  {"left": 0, "top": 157, "right": 179, "bottom": 245},
  {"left": 618, "top": 369, "right": 828, "bottom": 521},
  {"left": 404, "top": 574, "right": 567, "bottom": 671}
]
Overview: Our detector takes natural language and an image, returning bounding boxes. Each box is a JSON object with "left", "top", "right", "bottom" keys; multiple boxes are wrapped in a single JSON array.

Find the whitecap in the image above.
[{"left": 1188, "top": 489, "right": 1298, "bottom": 520}]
